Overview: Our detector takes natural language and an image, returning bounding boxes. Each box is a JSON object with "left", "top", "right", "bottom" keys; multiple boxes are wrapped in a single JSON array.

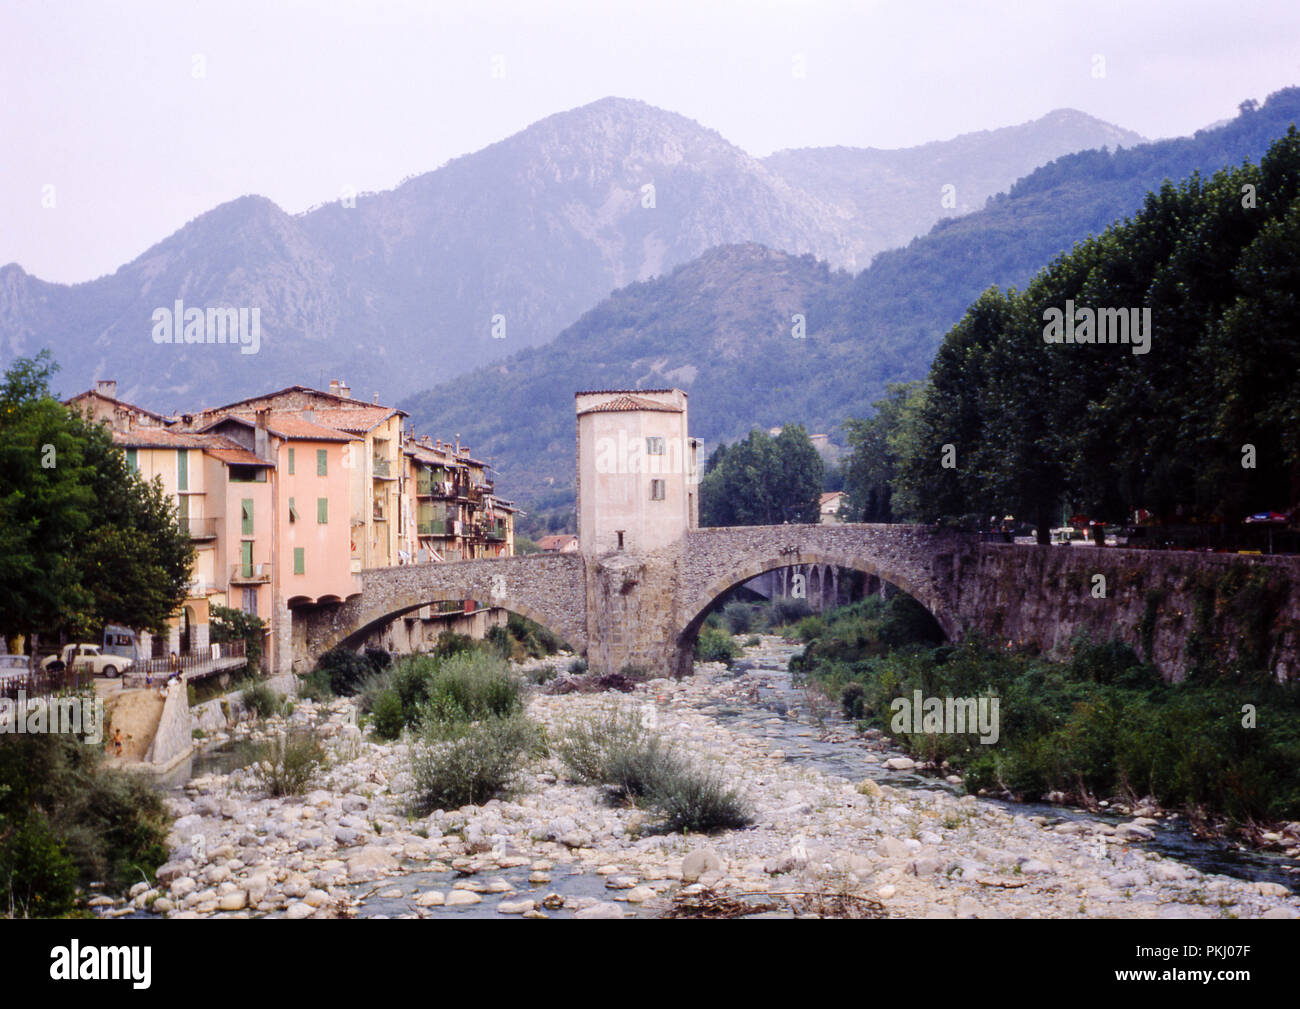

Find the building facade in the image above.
[{"left": 69, "top": 379, "right": 517, "bottom": 673}]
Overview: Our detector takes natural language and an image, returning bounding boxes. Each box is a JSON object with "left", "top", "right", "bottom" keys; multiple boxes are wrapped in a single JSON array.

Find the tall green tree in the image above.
[
  {"left": 887, "top": 128, "right": 1300, "bottom": 535},
  {"left": 0, "top": 353, "right": 194, "bottom": 650},
  {"left": 700, "top": 426, "right": 823, "bottom": 526},
  {"left": 843, "top": 381, "right": 922, "bottom": 522},
  {"left": 0, "top": 353, "right": 96, "bottom": 651}
]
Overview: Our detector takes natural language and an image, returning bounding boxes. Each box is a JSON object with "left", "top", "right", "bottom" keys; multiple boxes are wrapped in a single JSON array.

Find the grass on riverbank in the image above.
[{"left": 792, "top": 595, "right": 1300, "bottom": 829}]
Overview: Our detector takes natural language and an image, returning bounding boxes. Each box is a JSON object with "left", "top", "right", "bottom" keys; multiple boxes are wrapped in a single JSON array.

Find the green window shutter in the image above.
[
  {"left": 241, "top": 498, "right": 254, "bottom": 536},
  {"left": 240, "top": 540, "right": 253, "bottom": 578},
  {"left": 125, "top": 448, "right": 137, "bottom": 471},
  {"left": 293, "top": 547, "right": 305, "bottom": 575},
  {"left": 289, "top": 497, "right": 297, "bottom": 522},
  {"left": 288, "top": 447, "right": 295, "bottom": 475},
  {"left": 317, "top": 449, "right": 327, "bottom": 476},
  {"left": 317, "top": 497, "right": 328, "bottom": 524},
  {"left": 177, "top": 449, "right": 188, "bottom": 491},
  {"left": 178, "top": 494, "right": 190, "bottom": 531}
]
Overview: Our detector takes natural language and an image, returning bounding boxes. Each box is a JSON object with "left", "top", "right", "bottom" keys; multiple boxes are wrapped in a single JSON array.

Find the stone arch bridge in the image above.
[{"left": 293, "top": 522, "right": 1300, "bottom": 681}]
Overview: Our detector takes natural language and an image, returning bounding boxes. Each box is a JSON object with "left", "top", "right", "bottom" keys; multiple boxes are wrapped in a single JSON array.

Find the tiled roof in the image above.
[
  {"left": 537, "top": 534, "right": 578, "bottom": 550},
  {"left": 112, "top": 428, "right": 213, "bottom": 450},
  {"left": 111, "top": 429, "right": 270, "bottom": 466},
  {"left": 67, "top": 390, "right": 172, "bottom": 423},
  {"left": 307, "top": 406, "right": 399, "bottom": 434},
  {"left": 575, "top": 388, "right": 680, "bottom": 396},
  {"left": 405, "top": 443, "right": 461, "bottom": 467},
  {"left": 203, "top": 438, "right": 273, "bottom": 467},
  {"left": 204, "top": 385, "right": 405, "bottom": 416},
  {"left": 576, "top": 393, "right": 683, "bottom": 415},
  {"left": 202, "top": 412, "right": 354, "bottom": 443}
]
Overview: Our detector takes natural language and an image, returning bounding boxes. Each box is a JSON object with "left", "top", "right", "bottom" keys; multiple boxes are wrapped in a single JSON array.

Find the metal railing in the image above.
[
  {"left": 0, "top": 667, "right": 93, "bottom": 701},
  {"left": 135, "top": 638, "right": 246, "bottom": 676},
  {"left": 230, "top": 562, "right": 272, "bottom": 583},
  {"left": 181, "top": 516, "right": 219, "bottom": 539}
]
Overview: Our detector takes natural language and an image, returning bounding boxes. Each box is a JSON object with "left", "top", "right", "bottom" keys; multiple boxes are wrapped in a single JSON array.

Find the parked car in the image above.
[
  {"left": 40, "top": 643, "right": 132, "bottom": 677},
  {"left": 0, "top": 654, "right": 32, "bottom": 686}
]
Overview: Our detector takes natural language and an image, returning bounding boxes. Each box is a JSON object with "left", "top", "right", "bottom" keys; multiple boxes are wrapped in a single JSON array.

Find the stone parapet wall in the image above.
[{"left": 294, "top": 553, "right": 587, "bottom": 671}]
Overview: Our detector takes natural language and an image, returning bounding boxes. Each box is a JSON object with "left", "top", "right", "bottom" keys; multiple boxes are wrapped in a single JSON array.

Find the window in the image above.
[
  {"left": 125, "top": 448, "right": 138, "bottom": 472},
  {"left": 240, "top": 587, "right": 258, "bottom": 614},
  {"left": 646, "top": 436, "right": 665, "bottom": 455},
  {"left": 178, "top": 494, "right": 190, "bottom": 532},
  {"left": 317, "top": 449, "right": 328, "bottom": 476},
  {"left": 293, "top": 547, "right": 305, "bottom": 575},
  {"left": 288, "top": 497, "right": 298, "bottom": 523},
  {"left": 177, "top": 449, "right": 188, "bottom": 491},
  {"left": 240, "top": 540, "right": 253, "bottom": 578},
  {"left": 229, "top": 465, "right": 266, "bottom": 482},
  {"left": 616, "top": 530, "right": 624, "bottom": 550},
  {"left": 649, "top": 479, "right": 665, "bottom": 500},
  {"left": 317, "top": 497, "right": 328, "bottom": 524},
  {"left": 288, "top": 447, "right": 295, "bottom": 474},
  {"left": 241, "top": 498, "right": 253, "bottom": 536}
]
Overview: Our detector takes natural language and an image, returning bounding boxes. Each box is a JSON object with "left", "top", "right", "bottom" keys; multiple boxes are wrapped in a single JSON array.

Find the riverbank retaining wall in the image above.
[{"left": 951, "top": 544, "right": 1300, "bottom": 682}]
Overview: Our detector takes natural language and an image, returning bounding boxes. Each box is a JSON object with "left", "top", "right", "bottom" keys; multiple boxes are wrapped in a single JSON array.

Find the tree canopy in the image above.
[
  {"left": 0, "top": 353, "right": 194, "bottom": 648},
  {"left": 843, "top": 127, "right": 1300, "bottom": 536},
  {"left": 699, "top": 424, "right": 824, "bottom": 526}
]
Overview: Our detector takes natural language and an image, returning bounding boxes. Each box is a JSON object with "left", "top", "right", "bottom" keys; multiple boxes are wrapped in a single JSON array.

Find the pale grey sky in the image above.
[{"left": 3, "top": 0, "right": 1298, "bottom": 283}]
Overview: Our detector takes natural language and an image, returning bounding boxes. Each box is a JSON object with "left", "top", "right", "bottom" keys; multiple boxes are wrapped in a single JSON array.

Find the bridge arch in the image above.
[
  {"left": 292, "top": 554, "right": 587, "bottom": 672},
  {"left": 672, "top": 525, "right": 963, "bottom": 675},
  {"left": 678, "top": 551, "right": 956, "bottom": 642}
]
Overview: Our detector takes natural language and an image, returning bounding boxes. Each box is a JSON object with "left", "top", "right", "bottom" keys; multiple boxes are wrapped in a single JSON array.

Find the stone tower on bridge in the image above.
[{"left": 575, "top": 389, "right": 702, "bottom": 675}]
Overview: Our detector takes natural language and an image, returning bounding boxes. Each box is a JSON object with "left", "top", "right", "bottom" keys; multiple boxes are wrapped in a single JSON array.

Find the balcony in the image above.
[
  {"left": 181, "top": 516, "right": 219, "bottom": 540},
  {"left": 230, "top": 562, "right": 272, "bottom": 584},
  {"left": 372, "top": 456, "right": 395, "bottom": 480},
  {"left": 418, "top": 519, "right": 449, "bottom": 536}
]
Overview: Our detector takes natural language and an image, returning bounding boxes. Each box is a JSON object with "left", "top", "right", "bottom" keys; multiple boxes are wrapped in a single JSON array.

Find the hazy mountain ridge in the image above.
[
  {"left": 399, "top": 87, "right": 1300, "bottom": 510},
  {"left": 1, "top": 96, "right": 1141, "bottom": 408},
  {"left": 764, "top": 108, "right": 1146, "bottom": 256}
]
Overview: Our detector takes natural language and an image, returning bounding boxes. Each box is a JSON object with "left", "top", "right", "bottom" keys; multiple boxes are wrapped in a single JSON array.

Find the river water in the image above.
[{"left": 704, "top": 643, "right": 1300, "bottom": 895}]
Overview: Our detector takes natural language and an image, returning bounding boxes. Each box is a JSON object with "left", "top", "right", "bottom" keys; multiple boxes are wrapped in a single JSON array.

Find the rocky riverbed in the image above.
[{"left": 107, "top": 639, "right": 1300, "bottom": 920}]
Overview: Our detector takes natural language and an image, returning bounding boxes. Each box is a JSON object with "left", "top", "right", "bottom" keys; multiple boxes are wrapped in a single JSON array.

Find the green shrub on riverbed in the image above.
[
  {"left": 0, "top": 733, "right": 171, "bottom": 916},
  {"left": 240, "top": 680, "right": 283, "bottom": 719},
  {"left": 695, "top": 627, "right": 738, "bottom": 666},
  {"left": 361, "top": 650, "right": 522, "bottom": 741},
  {"left": 409, "top": 715, "right": 541, "bottom": 812},
  {"left": 555, "top": 707, "right": 753, "bottom": 833},
  {"left": 251, "top": 732, "right": 325, "bottom": 797}
]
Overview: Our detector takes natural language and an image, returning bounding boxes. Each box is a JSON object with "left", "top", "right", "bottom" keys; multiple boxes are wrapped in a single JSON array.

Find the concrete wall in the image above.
[{"left": 144, "top": 680, "right": 193, "bottom": 771}]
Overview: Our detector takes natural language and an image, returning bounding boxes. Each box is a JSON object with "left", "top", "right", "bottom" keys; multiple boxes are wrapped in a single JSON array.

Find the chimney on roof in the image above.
[
  {"left": 338, "top": 382, "right": 350, "bottom": 399},
  {"left": 329, "top": 379, "right": 339, "bottom": 395},
  {"left": 96, "top": 379, "right": 117, "bottom": 400},
  {"left": 253, "top": 408, "right": 270, "bottom": 460},
  {"left": 372, "top": 392, "right": 380, "bottom": 405}
]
